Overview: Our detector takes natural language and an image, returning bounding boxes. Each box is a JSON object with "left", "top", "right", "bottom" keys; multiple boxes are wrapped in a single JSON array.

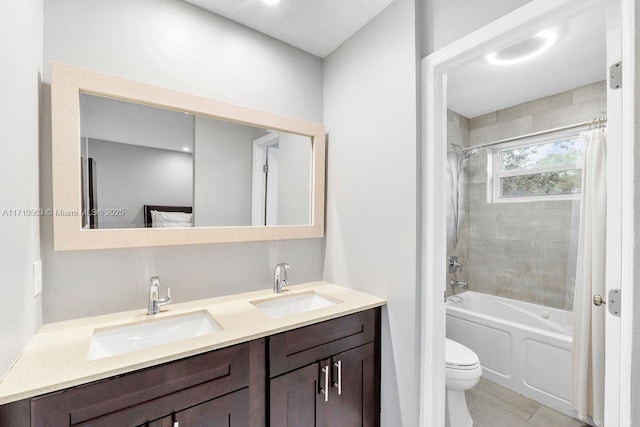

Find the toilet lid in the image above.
[{"left": 445, "top": 339, "right": 479, "bottom": 368}]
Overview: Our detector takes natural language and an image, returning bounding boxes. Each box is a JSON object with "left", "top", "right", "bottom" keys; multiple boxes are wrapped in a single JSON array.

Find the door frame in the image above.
[{"left": 419, "top": 0, "right": 636, "bottom": 425}]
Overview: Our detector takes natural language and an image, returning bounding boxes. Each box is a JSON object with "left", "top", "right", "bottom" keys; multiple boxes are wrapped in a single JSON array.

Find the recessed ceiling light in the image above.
[
  {"left": 486, "top": 28, "right": 558, "bottom": 66},
  {"left": 262, "top": 0, "right": 280, "bottom": 5},
  {"left": 182, "top": 147, "right": 191, "bottom": 152}
]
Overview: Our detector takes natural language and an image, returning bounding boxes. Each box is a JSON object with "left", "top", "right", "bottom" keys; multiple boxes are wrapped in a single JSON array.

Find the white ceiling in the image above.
[
  {"left": 184, "top": 0, "right": 395, "bottom": 58},
  {"left": 447, "top": 5, "right": 607, "bottom": 118},
  {"left": 80, "top": 94, "right": 194, "bottom": 152}
]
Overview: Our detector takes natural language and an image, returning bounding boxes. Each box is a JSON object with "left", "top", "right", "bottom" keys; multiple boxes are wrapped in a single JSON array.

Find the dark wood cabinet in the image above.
[
  {"left": 269, "top": 344, "right": 378, "bottom": 427},
  {"left": 173, "top": 388, "right": 249, "bottom": 427},
  {"left": 28, "top": 339, "right": 265, "bottom": 427},
  {"left": 327, "top": 343, "right": 377, "bottom": 427},
  {"left": 0, "top": 308, "right": 381, "bottom": 427},
  {"left": 141, "top": 388, "right": 249, "bottom": 427},
  {"left": 270, "top": 360, "right": 331, "bottom": 427},
  {"left": 269, "top": 310, "right": 381, "bottom": 427}
]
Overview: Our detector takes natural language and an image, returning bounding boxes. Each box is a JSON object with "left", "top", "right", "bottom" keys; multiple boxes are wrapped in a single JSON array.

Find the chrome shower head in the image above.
[
  {"left": 460, "top": 147, "right": 481, "bottom": 160},
  {"left": 456, "top": 147, "right": 481, "bottom": 175}
]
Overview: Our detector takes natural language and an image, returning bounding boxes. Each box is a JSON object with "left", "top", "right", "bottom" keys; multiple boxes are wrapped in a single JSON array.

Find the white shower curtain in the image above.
[{"left": 571, "top": 128, "right": 606, "bottom": 426}]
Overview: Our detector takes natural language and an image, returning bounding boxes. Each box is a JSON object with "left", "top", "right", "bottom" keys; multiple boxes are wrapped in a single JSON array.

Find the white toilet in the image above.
[{"left": 445, "top": 338, "right": 482, "bottom": 427}]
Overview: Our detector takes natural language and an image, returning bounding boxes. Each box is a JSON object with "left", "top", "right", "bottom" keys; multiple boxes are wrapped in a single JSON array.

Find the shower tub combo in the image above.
[{"left": 446, "top": 291, "right": 578, "bottom": 419}]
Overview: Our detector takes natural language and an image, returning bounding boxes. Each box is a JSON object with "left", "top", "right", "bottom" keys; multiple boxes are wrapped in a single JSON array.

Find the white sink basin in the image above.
[
  {"left": 252, "top": 292, "right": 338, "bottom": 319},
  {"left": 87, "top": 311, "right": 221, "bottom": 361}
]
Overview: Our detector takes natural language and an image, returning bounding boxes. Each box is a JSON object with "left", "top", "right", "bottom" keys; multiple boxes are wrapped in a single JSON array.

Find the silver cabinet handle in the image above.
[
  {"left": 593, "top": 294, "right": 605, "bottom": 306},
  {"left": 333, "top": 360, "right": 342, "bottom": 395},
  {"left": 321, "top": 365, "right": 329, "bottom": 402}
]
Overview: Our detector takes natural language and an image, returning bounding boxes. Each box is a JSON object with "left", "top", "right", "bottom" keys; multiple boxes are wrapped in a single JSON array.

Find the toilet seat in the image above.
[
  {"left": 446, "top": 361, "right": 480, "bottom": 370},
  {"left": 445, "top": 338, "right": 479, "bottom": 369},
  {"left": 445, "top": 339, "right": 482, "bottom": 384},
  {"left": 445, "top": 363, "right": 482, "bottom": 381}
]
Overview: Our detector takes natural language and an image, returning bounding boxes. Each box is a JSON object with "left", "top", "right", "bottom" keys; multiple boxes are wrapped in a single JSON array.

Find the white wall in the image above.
[
  {"left": 277, "top": 133, "right": 312, "bottom": 225},
  {"left": 194, "top": 116, "right": 259, "bottom": 227},
  {"left": 88, "top": 140, "right": 194, "bottom": 228},
  {"left": 322, "top": 0, "right": 420, "bottom": 425},
  {"left": 421, "top": 0, "right": 533, "bottom": 55},
  {"left": 41, "top": 0, "right": 325, "bottom": 322},
  {"left": 0, "top": 0, "right": 43, "bottom": 376}
]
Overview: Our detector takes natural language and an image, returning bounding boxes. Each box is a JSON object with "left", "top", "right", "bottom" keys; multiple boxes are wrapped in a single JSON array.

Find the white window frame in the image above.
[{"left": 488, "top": 128, "right": 585, "bottom": 203}]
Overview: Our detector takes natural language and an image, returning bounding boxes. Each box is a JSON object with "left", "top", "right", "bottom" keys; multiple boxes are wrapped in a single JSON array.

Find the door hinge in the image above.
[
  {"left": 609, "top": 61, "right": 622, "bottom": 89},
  {"left": 608, "top": 289, "right": 621, "bottom": 317},
  {"left": 263, "top": 164, "right": 269, "bottom": 173}
]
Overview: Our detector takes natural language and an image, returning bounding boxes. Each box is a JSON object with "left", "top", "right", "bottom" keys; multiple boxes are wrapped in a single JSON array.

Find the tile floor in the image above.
[{"left": 466, "top": 378, "right": 590, "bottom": 427}]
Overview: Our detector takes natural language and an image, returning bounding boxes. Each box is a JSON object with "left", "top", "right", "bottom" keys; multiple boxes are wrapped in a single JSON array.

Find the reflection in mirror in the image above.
[
  {"left": 80, "top": 93, "right": 312, "bottom": 230},
  {"left": 80, "top": 94, "right": 194, "bottom": 229}
]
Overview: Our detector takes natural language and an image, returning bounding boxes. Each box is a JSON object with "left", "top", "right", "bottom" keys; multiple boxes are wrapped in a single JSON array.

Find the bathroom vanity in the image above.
[{"left": 0, "top": 282, "right": 384, "bottom": 426}]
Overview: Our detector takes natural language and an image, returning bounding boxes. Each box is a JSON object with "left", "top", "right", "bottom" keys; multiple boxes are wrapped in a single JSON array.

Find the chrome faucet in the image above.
[
  {"left": 148, "top": 276, "right": 171, "bottom": 315},
  {"left": 448, "top": 256, "right": 462, "bottom": 273},
  {"left": 450, "top": 279, "right": 468, "bottom": 289},
  {"left": 273, "top": 263, "right": 290, "bottom": 293}
]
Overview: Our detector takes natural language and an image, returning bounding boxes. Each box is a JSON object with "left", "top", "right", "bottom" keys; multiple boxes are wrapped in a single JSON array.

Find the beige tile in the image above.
[
  {"left": 469, "top": 213, "right": 497, "bottom": 240},
  {"left": 468, "top": 186, "right": 487, "bottom": 209},
  {"left": 495, "top": 275, "right": 523, "bottom": 301},
  {"left": 448, "top": 123, "right": 470, "bottom": 149},
  {"left": 470, "top": 378, "right": 540, "bottom": 421},
  {"left": 572, "top": 81, "right": 606, "bottom": 105},
  {"left": 464, "top": 379, "right": 587, "bottom": 427},
  {"left": 468, "top": 396, "right": 530, "bottom": 427},
  {"left": 529, "top": 242, "right": 569, "bottom": 273},
  {"left": 520, "top": 283, "right": 547, "bottom": 307},
  {"left": 543, "top": 287, "right": 567, "bottom": 310},
  {"left": 468, "top": 156, "right": 487, "bottom": 185},
  {"left": 495, "top": 90, "right": 574, "bottom": 124},
  {"left": 448, "top": 109, "right": 471, "bottom": 130},
  {"left": 470, "top": 112, "right": 497, "bottom": 130},
  {"left": 448, "top": 109, "right": 471, "bottom": 154},
  {"left": 527, "top": 406, "right": 589, "bottom": 427},
  {"left": 465, "top": 390, "right": 477, "bottom": 405},
  {"left": 531, "top": 98, "right": 606, "bottom": 131},
  {"left": 470, "top": 116, "right": 533, "bottom": 145}
]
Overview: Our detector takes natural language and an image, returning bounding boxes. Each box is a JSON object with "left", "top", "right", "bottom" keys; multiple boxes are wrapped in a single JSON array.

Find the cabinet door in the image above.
[
  {"left": 137, "top": 416, "right": 173, "bottom": 427},
  {"left": 269, "top": 359, "right": 331, "bottom": 427},
  {"left": 173, "top": 388, "right": 249, "bottom": 427},
  {"left": 328, "top": 343, "right": 378, "bottom": 427}
]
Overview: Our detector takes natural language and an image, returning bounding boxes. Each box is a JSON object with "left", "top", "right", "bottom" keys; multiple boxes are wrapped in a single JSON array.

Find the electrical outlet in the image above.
[{"left": 33, "top": 260, "right": 42, "bottom": 297}]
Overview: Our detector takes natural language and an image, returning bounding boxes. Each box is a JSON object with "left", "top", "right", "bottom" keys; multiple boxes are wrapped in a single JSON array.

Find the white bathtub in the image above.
[{"left": 446, "top": 291, "right": 580, "bottom": 419}]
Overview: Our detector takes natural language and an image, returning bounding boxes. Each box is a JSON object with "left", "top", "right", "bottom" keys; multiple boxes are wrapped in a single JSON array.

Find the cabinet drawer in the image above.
[
  {"left": 31, "top": 342, "right": 251, "bottom": 427},
  {"left": 269, "top": 309, "right": 378, "bottom": 378}
]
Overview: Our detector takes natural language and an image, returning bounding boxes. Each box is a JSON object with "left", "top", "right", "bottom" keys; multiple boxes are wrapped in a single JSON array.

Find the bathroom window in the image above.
[{"left": 489, "top": 132, "right": 584, "bottom": 202}]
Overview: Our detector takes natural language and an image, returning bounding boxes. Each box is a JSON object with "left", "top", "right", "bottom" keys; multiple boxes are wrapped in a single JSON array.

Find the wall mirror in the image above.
[{"left": 52, "top": 63, "right": 325, "bottom": 250}]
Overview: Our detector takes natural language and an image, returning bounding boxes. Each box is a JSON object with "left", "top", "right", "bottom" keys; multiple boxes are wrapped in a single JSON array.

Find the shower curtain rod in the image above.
[{"left": 455, "top": 116, "right": 607, "bottom": 153}]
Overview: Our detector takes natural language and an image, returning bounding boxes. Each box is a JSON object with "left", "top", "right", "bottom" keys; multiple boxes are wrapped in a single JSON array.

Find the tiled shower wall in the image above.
[
  {"left": 446, "top": 110, "right": 470, "bottom": 296},
  {"left": 450, "top": 81, "right": 606, "bottom": 310}
]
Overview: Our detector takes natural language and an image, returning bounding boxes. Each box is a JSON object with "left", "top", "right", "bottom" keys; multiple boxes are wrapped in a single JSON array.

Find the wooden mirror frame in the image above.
[{"left": 51, "top": 63, "right": 326, "bottom": 250}]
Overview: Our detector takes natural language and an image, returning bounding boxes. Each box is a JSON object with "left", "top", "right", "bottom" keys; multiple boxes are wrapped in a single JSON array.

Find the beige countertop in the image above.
[{"left": 0, "top": 281, "right": 385, "bottom": 405}]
